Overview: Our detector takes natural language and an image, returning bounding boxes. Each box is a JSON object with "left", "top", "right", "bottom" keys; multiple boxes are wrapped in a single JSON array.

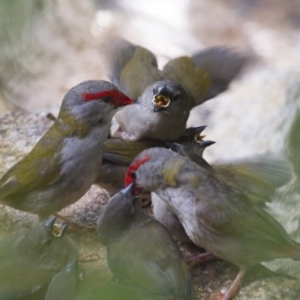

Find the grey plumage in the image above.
[
  {"left": 0, "top": 80, "right": 132, "bottom": 217},
  {"left": 97, "top": 184, "right": 195, "bottom": 300},
  {"left": 127, "top": 148, "right": 299, "bottom": 299}
]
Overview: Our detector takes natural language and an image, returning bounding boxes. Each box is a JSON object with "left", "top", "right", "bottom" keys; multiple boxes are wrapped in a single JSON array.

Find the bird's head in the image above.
[
  {"left": 151, "top": 80, "right": 191, "bottom": 113},
  {"left": 58, "top": 80, "right": 133, "bottom": 126}
]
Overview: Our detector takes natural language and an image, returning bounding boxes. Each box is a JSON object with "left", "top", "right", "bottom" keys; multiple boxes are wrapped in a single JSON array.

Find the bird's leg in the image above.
[
  {"left": 222, "top": 268, "right": 246, "bottom": 300},
  {"left": 187, "top": 251, "right": 216, "bottom": 269}
]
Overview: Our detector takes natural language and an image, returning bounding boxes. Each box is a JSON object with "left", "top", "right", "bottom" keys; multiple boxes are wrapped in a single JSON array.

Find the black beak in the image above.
[
  {"left": 43, "top": 216, "right": 56, "bottom": 230},
  {"left": 194, "top": 125, "right": 207, "bottom": 134},
  {"left": 200, "top": 140, "right": 216, "bottom": 148},
  {"left": 60, "top": 222, "right": 70, "bottom": 236},
  {"left": 121, "top": 183, "right": 134, "bottom": 196},
  {"left": 153, "top": 105, "right": 167, "bottom": 112}
]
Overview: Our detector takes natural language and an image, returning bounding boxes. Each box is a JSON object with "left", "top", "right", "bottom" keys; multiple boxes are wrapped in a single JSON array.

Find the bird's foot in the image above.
[
  {"left": 187, "top": 251, "right": 216, "bottom": 269},
  {"left": 222, "top": 269, "right": 246, "bottom": 300}
]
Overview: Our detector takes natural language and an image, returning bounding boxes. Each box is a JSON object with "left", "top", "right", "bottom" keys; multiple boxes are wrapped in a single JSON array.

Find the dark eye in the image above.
[
  {"left": 180, "top": 135, "right": 189, "bottom": 142},
  {"left": 153, "top": 88, "right": 157, "bottom": 95},
  {"left": 173, "top": 93, "right": 180, "bottom": 101},
  {"left": 130, "top": 172, "right": 136, "bottom": 180}
]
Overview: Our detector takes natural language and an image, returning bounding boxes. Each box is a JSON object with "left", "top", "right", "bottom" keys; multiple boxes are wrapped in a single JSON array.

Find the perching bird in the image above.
[
  {"left": 152, "top": 138, "right": 215, "bottom": 243},
  {"left": 106, "top": 38, "right": 249, "bottom": 142},
  {"left": 0, "top": 216, "right": 78, "bottom": 300},
  {"left": 97, "top": 184, "right": 195, "bottom": 300},
  {"left": 0, "top": 80, "right": 132, "bottom": 218},
  {"left": 125, "top": 148, "right": 300, "bottom": 300},
  {"left": 95, "top": 125, "right": 210, "bottom": 195},
  {"left": 153, "top": 142, "right": 292, "bottom": 244}
]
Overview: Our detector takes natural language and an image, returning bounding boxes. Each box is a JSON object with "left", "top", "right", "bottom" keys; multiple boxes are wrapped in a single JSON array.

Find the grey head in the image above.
[
  {"left": 140, "top": 80, "right": 192, "bottom": 113},
  {"left": 58, "top": 80, "right": 132, "bottom": 125},
  {"left": 97, "top": 184, "right": 143, "bottom": 245},
  {"left": 175, "top": 125, "right": 215, "bottom": 155}
]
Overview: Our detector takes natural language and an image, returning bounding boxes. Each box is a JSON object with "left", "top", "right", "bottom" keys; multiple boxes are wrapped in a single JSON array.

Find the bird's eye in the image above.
[
  {"left": 153, "top": 88, "right": 157, "bottom": 95},
  {"left": 130, "top": 172, "right": 137, "bottom": 180},
  {"left": 173, "top": 93, "right": 180, "bottom": 101},
  {"left": 180, "top": 135, "right": 189, "bottom": 142}
]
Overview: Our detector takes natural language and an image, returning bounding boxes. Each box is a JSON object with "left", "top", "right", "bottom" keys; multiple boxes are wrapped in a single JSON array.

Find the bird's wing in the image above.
[
  {"left": 195, "top": 178, "right": 293, "bottom": 245},
  {"left": 108, "top": 219, "right": 193, "bottom": 300},
  {"left": 225, "top": 156, "right": 293, "bottom": 188},
  {"left": 0, "top": 127, "right": 63, "bottom": 199},
  {"left": 104, "top": 38, "right": 164, "bottom": 101},
  {"left": 103, "top": 139, "right": 164, "bottom": 165},
  {"left": 163, "top": 47, "right": 249, "bottom": 106},
  {"left": 214, "top": 156, "right": 293, "bottom": 203}
]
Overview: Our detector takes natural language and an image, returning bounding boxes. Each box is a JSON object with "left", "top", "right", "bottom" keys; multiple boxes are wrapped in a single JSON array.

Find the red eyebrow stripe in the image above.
[
  {"left": 125, "top": 154, "right": 151, "bottom": 186},
  {"left": 82, "top": 90, "right": 121, "bottom": 101}
]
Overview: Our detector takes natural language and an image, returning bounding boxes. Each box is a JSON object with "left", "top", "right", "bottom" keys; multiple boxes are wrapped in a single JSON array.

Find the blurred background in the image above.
[
  {"left": 1, "top": 0, "right": 300, "bottom": 114},
  {"left": 2, "top": 0, "right": 300, "bottom": 278}
]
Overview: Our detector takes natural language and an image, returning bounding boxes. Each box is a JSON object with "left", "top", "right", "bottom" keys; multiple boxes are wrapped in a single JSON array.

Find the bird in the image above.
[
  {"left": 110, "top": 80, "right": 192, "bottom": 142},
  {"left": 45, "top": 261, "right": 83, "bottom": 300},
  {"left": 0, "top": 216, "right": 78, "bottom": 300},
  {"left": 125, "top": 148, "right": 300, "bottom": 300},
  {"left": 152, "top": 138, "right": 215, "bottom": 244},
  {"left": 152, "top": 141, "right": 292, "bottom": 244},
  {"left": 0, "top": 80, "right": 132, "bottom": 219},
  {"left": 95, "top": 125, "right": 210, "bottom": 195},
  {"left": 97, "top": 184, "right": 195, "bottom": 300},
  {"left": 105, "top": 37, "right": 249, "bottom": 142}
]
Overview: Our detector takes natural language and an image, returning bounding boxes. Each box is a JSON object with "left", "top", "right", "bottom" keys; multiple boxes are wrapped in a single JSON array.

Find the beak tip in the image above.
[{"left": 121, "top": 183, "right": 134, "bottom": 196}]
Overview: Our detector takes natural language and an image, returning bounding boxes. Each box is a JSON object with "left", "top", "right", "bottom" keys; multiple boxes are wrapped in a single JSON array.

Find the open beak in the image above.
[
  {"left": 194, "top": 126, "right": 207, "bottom": 143},
  {"left": 52, "top": 222, "right": 70, "bottom": 237},
  {"left": 152, "top": 94, "right": 170, "bottom": 112}
]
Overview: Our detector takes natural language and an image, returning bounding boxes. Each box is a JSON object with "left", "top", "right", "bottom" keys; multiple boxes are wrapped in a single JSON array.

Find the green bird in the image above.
[
  {"left": 152, "top": 141, "right": 292, "bottom": 244},
  {"left": 105, "top": 37, "right": 249, "bottom": 142},
  {"left": 125, "top": 148, "right": 300, "bottom": 300},
  {"left": 0, "top": 216, "right": 78, "bottom": 300},
  {"left": 97, "top": 184, "right": 195, "bottom": 300},
  {"left": 0, "top": 80, "right": 132, "bottom": 218}
]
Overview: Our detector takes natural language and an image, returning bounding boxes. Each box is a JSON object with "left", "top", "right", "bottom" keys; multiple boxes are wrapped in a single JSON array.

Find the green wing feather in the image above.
[{"left": 0, "top": 125, "right": 64, "bottom": 199}]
